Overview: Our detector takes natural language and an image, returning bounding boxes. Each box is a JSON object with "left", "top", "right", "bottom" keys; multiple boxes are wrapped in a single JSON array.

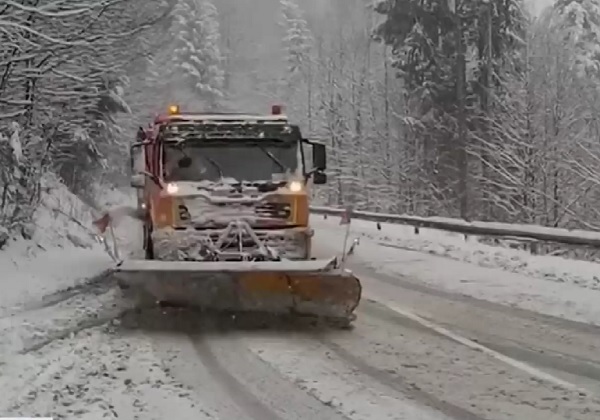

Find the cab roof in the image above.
[{"left": 154, "top": 113, "right": 289, "bottom": 125}]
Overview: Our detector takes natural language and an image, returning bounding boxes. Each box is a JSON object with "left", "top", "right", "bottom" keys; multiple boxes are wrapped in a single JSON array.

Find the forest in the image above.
[{"left": 1, "top": 0, "right": 599, "bottom": 239}]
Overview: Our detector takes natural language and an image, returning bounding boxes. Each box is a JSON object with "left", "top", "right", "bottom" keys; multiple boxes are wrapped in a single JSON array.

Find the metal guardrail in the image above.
[{"left": 309, "top": 206, "right": 600, "bottom": 248}]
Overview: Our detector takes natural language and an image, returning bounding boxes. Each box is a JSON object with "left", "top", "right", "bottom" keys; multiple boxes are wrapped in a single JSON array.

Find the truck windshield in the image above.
[{"left": 163, "top": 142, "right": 300, "bottom": 182}]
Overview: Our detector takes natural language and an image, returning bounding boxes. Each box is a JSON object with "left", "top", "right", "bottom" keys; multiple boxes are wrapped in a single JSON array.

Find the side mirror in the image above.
[
  {"left": 136, "top": 127, "right": 146, "bottom": 142},
  {"left": 312, "top": 143, "right": 326, "bottom": 171},
  {"left": 131, "top": 173, "right": 145, "bottom": 188},
  {"left": 313, "top": 171, "right": 327, "bottom": 185},
  {"left": 178, "top": 156, "right": 192, "bottom": 168},
  {"left": 130, "top": 142, "right": 144, "bottom": 175},
  {"left": 131, "top": 171, "right": 162, "bottom": 189}
]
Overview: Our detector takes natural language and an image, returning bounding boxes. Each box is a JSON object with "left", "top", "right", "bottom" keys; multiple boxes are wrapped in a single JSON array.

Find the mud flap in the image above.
[{"left": 111, "top": 257, "right": 362, "bottom": 319}]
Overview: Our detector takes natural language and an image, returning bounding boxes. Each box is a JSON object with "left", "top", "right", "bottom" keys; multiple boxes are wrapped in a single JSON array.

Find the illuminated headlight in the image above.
[
  {"left": 288, "top": 181, "right": 303, "bottom": 192},
  {"left": 166, "top": 183, "right": 179, "bottom": 194}
]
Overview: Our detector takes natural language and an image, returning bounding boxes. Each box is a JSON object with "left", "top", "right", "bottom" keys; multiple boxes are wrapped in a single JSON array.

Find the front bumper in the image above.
[{"left": 151, "top": 226, "right": 312, "bottom": 261}]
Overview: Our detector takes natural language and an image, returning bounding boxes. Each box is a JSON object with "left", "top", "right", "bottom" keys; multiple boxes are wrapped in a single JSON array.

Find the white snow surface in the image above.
[
  {"left": 311, "top": 213, "right": 600, "bottom": 326},
  {"left": 0, "top": 175, "right": 114, "bottom": 313},
  {"left": 244, "top": 335, "right": 452, "bottom": 420},
  {"left": 1, "top": 325, "right": 211, "bottom": 420},
  {"left": 0, "top": 183, "right": 210, "bottom": 420},
  {"left": 5, "top": 184, "right": 600, "bottom": 419}
]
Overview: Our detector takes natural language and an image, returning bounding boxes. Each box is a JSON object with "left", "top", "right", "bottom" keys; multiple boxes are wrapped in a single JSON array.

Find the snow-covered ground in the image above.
[
  {"left": 0, "top": 179, "right": 140, "bottom": 302},
  {"left": 0, "top": 179, "right": 131, "bottom": 358},
  {"left": 0, "top": 176, "right": 114, "bottom": 314},
  {"left": 1, "top": 324, "right": 211, "bottom": 420},
  {"left": 311, "top": 214, "right": 600, "bottom": 326},
  {"left": 4, "top": 187, "right": 600, "bottom": 419},
  {"left": 0, "top": 182, "right": 209, "bottom": 420}
]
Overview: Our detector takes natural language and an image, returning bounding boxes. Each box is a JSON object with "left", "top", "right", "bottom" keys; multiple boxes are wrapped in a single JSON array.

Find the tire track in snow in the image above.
[
  {"left": 352, "top": 267, "right": 600, "bottom": 394},
  {"left": 0, "top": 269, "right": 115, "bottom": 319},
  {"left": 192, "top": 333, "right": 350, "bottom": 420},
  {"left": 0, "top": 283, "right": 128, "bottom": 356},
  {"left": 327, "top": 305, "right": 600, "bottom": 420},
  {"left": 133, "top": 308, "right": 350, "bottom": 420},
  {"left": 361, "top": 298, "right": 600, "bottom": 393},
  {"left": 241, "top": 332, "right": 459, "bottom": 420},
  {"left": 316, "top": 338, "right": 487, "bottom": 420},
  {"left": 350, "top": 263, "right": 600, "bottom": 336},
  {"left": 191, "top": 335, "right": 285, "bottom": 420}
]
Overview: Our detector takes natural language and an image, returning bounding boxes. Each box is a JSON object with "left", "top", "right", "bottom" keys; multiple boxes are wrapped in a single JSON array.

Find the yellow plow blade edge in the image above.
[{"left": 112, "top": 257, "right": 362, "bottom": 319}]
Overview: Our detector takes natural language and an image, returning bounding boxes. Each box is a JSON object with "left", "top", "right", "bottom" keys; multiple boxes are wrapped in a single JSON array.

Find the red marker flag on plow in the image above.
[
  {"left": 92, "top": 212, "right": 111, "bottom": 234},
  {"left": 92, "top": 175, "right": 159, "bottom": 234},
  {"left": 92, "top": 206, "right": 145, "bottom": 234}
]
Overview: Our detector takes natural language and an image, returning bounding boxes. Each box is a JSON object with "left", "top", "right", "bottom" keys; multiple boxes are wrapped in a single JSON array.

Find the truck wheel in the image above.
[{"left": 144, "top": 225, "right": 154, "bottom": 260}]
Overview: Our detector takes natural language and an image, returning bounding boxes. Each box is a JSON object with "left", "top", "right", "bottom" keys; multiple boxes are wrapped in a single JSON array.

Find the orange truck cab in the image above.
[{"left": 129, "top": 105, "right": 328, "bottom": 262}]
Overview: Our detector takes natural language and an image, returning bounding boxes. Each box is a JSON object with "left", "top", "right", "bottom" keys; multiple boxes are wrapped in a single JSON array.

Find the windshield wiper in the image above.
[
  {"left": 203, "top": 156, "right": 224, "bottom": 178},
  {"left": 174, "top": 138, "right": 224, "bottom": 178},
  {"left": 257, "top": 145, "right": 286, "bottom": 172}
]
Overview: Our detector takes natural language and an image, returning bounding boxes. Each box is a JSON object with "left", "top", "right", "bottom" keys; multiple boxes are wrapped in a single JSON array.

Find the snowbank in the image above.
[
  {"left": 0, "top": 175, "right": 116, "bottom": 312},
  {"left": 312, "top": 214, "right": 600, "bottom": 325},
  {"left": 313, "top": 214, "right": 600, "bottom": 290}
]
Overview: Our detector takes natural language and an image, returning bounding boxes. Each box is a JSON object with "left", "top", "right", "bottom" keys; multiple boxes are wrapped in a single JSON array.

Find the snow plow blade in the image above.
[{"left": 112, "top": 257, "right": 362, "bottom": 320}]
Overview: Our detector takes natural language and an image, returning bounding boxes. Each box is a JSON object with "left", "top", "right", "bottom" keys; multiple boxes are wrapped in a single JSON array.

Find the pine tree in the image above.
[
  {"left": 373, "top": 0, "right": 527, "bottom": 218},
  {"left": 279, "top": 0, "right": 314, "bottom": 130},
  {"left": 552, "top": 0, "right": 600, "bottom": 77},
  {"left": 172, "top": 0, "right": 225, "bottom": 108},
  {"left": 279, "top": 0, "right": 313, "bottom": 79}
]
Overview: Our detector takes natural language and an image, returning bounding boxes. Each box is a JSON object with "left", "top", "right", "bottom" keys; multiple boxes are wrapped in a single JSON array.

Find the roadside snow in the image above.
[
  {"left": 311, "top": 214, "right": 600, "bottom": 326},
  {"left": 0, "top": 325, "right": 211, "bottom": 420},
  {"left": 0, "top": 182, "right": 214, "bottom": 420},
  {"left": 0, "top": 176, "right": 114, "bottom": 313},
  {"left": 91, "top": 185, "right": 143, "bottom": 257},
  {"left": 0, "top": 181, "right": 143, "bottom": 314},
  {"left": 312, "top": 214, "right": 600, "bottom": 289},
  {"left": 0, "top": 279, "right": 123, "bottom": 357}
]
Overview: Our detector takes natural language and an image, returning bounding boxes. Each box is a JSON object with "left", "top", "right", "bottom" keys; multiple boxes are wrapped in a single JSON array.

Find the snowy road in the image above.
[{"left": 2, "top": 222, "right": 600, "bottom": 419}]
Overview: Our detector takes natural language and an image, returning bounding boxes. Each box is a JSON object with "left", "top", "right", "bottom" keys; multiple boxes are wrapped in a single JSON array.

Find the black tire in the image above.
[{"left": 144, "top": 224, "right": 154, "bottom": 260}]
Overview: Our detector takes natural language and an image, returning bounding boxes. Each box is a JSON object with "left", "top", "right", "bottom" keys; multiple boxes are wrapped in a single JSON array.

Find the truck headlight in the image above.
[
  {"left": 166, "top": 183, "right": 179, "bottom": 194},
  {"left": 288, "top": 181, "right": 302, "bottom": 192}
]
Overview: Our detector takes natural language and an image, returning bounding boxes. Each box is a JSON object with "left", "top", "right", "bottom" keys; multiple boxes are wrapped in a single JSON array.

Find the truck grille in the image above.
[
  {"left": 178, "top": 198, "right": 292, "bottom": 227},
  {"left": 254, "top": 202, "right": 291, "bottom": 219}
]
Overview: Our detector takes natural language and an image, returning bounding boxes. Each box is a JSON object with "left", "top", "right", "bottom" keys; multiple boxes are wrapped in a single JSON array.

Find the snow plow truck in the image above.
[{"left": 113, "top": 104, "right": 362, "bottom": 326}]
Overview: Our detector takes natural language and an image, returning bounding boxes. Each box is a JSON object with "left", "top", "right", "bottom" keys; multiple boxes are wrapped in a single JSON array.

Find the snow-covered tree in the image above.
[
  {"left": 172, "top": 0, "right": 225, "bottom": 108},
  {"left": 373, "top": 0, "right": 527, "bottom": 219},
  {"left": 280, "top": 0, "right": 314, "bottom": 80},
  {"left": 0, "top": 0, "right": 172, "bottom": 237},
  {"left": 552, "top": 0, "right": 600, "bottom": 78},
  {"left": 278, "top": 0, "right": 315, "bottom": 130}
]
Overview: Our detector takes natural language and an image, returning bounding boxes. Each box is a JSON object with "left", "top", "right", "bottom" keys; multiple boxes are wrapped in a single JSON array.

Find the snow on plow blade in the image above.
[{"left": 111, "top": 257, "right": 362, "bottom": 319}]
